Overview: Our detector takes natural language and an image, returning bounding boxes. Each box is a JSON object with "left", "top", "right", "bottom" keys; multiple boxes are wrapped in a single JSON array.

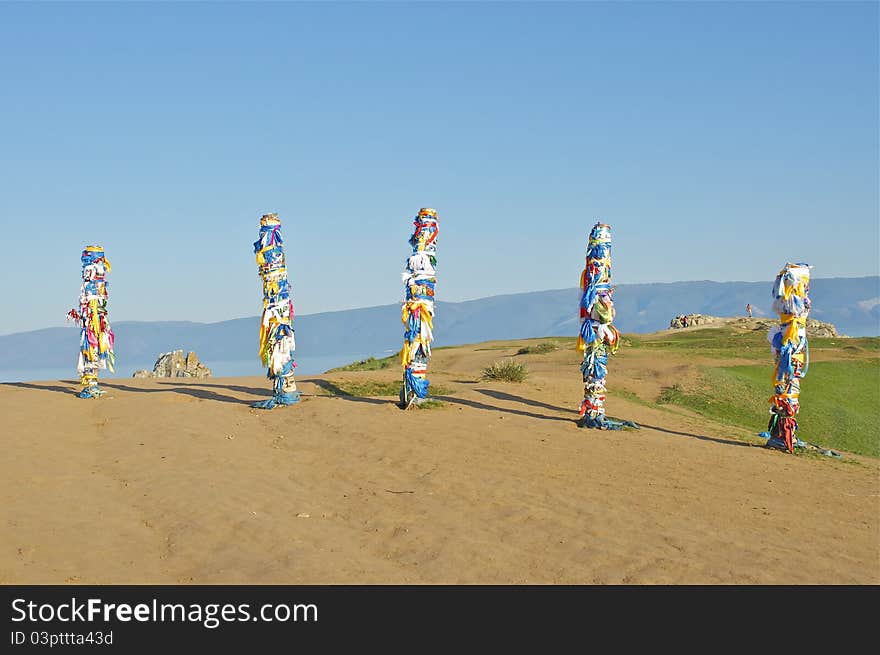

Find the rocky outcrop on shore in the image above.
[
  {"left": 669, "top": 315, "right": 842, "bottom": 337},
  {"left": 132, "top": 350, "right": 212, "bottom": 378},
  {"left": 669, "top": 313, "right": 718, "bottom": 329}
]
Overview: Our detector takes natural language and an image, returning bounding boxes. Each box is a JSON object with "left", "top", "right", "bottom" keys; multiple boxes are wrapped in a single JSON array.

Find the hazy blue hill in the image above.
[{"left": 1, "top": 277, "right": 876, "bottom": 373}]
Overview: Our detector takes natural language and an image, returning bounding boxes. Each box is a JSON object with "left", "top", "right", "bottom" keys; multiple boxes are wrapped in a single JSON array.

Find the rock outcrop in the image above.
[
  {"left": 133, "top": 350, "right": 212, "bottom": 378},
  {"left": 669, "top": 315, "right": 842, "bottom": 337},
  {"left": 669, "top": 313, "right": 718, "bottom": 329}
]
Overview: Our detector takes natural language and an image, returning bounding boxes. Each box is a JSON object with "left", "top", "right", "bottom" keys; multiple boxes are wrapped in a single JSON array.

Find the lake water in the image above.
[{"left": 0, "top": 353, "right": 387, "bottom": 383}]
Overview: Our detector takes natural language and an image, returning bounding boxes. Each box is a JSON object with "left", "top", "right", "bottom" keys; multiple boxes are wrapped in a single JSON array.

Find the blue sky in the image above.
[{"left": 1, "top": 1, "right": 877, "bottom": 335}]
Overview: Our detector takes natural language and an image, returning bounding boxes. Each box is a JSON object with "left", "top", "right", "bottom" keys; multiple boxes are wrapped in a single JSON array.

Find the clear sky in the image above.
[{"left": 1, "top": 0, "right": 877, "bottom": 335}]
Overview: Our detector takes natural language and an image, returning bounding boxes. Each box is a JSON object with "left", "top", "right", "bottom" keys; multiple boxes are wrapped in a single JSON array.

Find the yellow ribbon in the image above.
[
  {"left": 400, "top": 301, "right": 434, "bottom": 367},
  {"left": 779, "top": 314, "right": 806, "bottom": 345}
]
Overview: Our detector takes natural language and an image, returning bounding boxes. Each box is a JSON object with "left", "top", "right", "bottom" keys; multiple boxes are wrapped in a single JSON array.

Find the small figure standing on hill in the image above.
[
  {"left": 682, "top": 315, "right": 689, "bottom": 328},
  {"left": 746, "top": 303, "right": 753, "bottom": 318}
]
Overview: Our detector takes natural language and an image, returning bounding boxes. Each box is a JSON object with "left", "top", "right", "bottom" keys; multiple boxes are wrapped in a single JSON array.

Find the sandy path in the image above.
[{"left": 1, "top": 341, "right": 877, "bottom": 584}]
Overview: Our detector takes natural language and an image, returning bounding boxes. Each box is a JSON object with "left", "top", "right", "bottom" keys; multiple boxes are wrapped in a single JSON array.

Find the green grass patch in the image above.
[
  {"left": 474, "top": 337, "right": 575, "bottom": 353},
  {"left": 809, "top": 336, "right": 880, "bottom": 354},
  {"left": 326, "top": 353, "right": 398, "bottom": 372},
  {"left": 317, "top": 379, "right": 402, "bottom": 397},
  {"left": 411, "top": 399, "right": 447, "bottom": 410},
  {"left": 475, "top": 345, "right": 522, "bottom": 352},
  {"left": 616, "top": 387, "right": 662, "bottom": 410},
  {"left": 317, "top": 378, "right": 454, "bottom": 398},
  {"left": 481, "top": 359, "right": 528, "bottom": 382},
  {"left": 515, "top": 342, "right": 559, "bottom": 355},
  {"left": 655, "top": 360, "right": 879, "bottom": 457},
  {"left": 626, "top": 329, "right": 880, "bottom": 361},
  {"left": 657, "top": 384, "right": 686, "bottom": 405},
  {"left": 624, "top": 327, "right": 770, "bottom": 361}
]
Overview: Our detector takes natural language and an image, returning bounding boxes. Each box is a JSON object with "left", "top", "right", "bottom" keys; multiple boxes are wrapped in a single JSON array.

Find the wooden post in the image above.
[
  {"left": 766, "top": 263, "right": 812, "bottom": 452},
  {"left": 252, "top": 213, "right": 300, "bottom": 409},
  {"left": 577, "top": 223, "right": 620, "bottom": 428},
  {"left": 400, "top": 208, "right": 439, "bottom": 408},
  {"left": 71, "top": 246, "right": 114, "bottom": 398}
]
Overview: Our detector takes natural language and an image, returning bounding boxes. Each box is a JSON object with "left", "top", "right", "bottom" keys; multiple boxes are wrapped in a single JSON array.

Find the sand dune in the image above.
[{"left": 1, "top": 340, "right": 877, "bottom": 584}]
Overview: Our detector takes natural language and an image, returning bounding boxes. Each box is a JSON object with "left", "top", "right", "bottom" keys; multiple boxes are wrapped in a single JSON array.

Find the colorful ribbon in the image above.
[
  {"left": 252, "top": 213, "right": 300, "bottom": 409},
  {"left": 765, "top": 262, "right": 811, "bottom": 452},
  {"left": 68, "top": 245, "right": 114, "bottom": 398},
  {"left": 577, "top": 223, "right": 623, "bottom": 429},
  {"left": 400, "top": 208, "right": 438, "bottom": 408}
]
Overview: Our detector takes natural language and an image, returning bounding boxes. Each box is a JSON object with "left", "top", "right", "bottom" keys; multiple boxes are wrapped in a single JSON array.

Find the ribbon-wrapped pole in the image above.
[
  {"left": 765, "top": 262, "right": 811, "bottom": 452},
  {"left": 68, "top": 245, "right": 114, "bottom": 398},
  {"left": 577, "top": 222, "right": 624, "bottom": 429},
  {"left": 400, "top": 208, "right": 439, "bottom": 408},
  {"left": 252, "top": 213, "right": 300, "bottom": 410}
]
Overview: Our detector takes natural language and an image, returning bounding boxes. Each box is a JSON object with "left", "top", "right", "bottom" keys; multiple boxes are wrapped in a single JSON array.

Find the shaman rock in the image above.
[
  {"left": 668, "top": 315, "right": 843, "bottom": 338},
  {"left": 132, "top": 350, "right": 212, "bottom": 378}
]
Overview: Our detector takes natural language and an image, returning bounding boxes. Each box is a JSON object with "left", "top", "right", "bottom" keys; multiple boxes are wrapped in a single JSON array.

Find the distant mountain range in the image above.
[{"left": 1, "top": 277, "right": 877, "bottom": 373}]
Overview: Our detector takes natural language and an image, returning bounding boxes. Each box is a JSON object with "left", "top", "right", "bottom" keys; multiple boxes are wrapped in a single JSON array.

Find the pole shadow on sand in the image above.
[
  {"left": 298, "top": 379, "right": 389, "bottom": 405},
  {"left": 474, "top": 388, "right": 577, "bottom": 415},
  {"left": 93, "top": 381, "right": 247, "bottom": 406},
  {"left": 155, "top": 380, "right": 271, "bottom": 397},
  {"left": 433, "top": 395, "right": 574, "bottom": 423},
  {"left": 4, "top": 380, "right": 251, "bottom": 406},
  {"left": 446, "top": 388, "right": 759, "bottom": 449},
  {"left": 4, "top": 383, "right": 763, "bottom": 449},
  {"left": 635, "top": 422, "right": 757, "bottom": 449},
  {"left": 3, "top": 381, "right": 79, "bottom": 395},
  {"left": 4, "top": 381, "right": 265, "bottom": 406}
]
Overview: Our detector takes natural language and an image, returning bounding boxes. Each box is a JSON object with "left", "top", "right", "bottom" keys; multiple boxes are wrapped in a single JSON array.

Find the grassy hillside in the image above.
[
  {"left": 324, "top": 324, "right": 879, "bottom": 457},
  {"left": 657, "top": 361, "right": 879, "bottom": 457},
  {"left": 633, "top": 327, "right": 879, "bottom": 457},
  {"left": 326, "top": 353, "right": 398, "bottom": 372},
  {"left": 627, "top": 327, "right": 880, "bottom": 361}
]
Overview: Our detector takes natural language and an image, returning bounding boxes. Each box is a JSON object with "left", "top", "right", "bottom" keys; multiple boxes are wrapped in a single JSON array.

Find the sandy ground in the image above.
[{"left": 1, "top": 337, "right": 878, "bottom": 584}]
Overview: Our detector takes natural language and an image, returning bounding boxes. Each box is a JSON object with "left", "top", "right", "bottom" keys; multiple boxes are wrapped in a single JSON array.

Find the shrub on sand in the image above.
[
  {"left": 481, "top": 359, "right": 528, "bottom": 382},
  {"left": 515, "top": 342, "right": 558, "bottom": 355}
]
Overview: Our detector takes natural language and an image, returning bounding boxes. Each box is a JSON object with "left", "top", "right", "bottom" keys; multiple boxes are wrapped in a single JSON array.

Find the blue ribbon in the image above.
[
  {"left": 404, "top": 368, "right": 430, "bottom": 399},
  {"left": 580, "top": 415, "right": 639, "bottom": 430},
  {"left": 252, "top": 390, "right": 301, "bottom": 410}
]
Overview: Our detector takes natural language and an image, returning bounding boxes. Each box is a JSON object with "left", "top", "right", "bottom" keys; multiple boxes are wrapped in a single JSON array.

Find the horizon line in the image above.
[{"left": 1, "top": 274, "right": 877, "bottom": 337}]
